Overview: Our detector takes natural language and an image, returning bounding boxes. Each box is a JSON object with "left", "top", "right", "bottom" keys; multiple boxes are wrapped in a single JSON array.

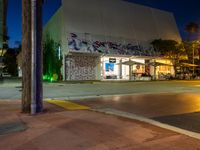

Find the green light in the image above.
[
  {"left": 43, "top": 75, "right": 48, "bottom": 80},
  {"left": 43, "top": 75, "right": 53, "bottom": 82},
  {"left": 43, "top": 34, "right": 62, "bottom": 82}
]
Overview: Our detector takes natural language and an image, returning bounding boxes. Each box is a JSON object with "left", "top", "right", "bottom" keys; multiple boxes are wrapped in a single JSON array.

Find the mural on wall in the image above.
[
  {"left": 68, "top": 33, "right": 161, "bottom": 56},
  {"left": 65, "top": 55, "right": 99, "bottom": 80}
]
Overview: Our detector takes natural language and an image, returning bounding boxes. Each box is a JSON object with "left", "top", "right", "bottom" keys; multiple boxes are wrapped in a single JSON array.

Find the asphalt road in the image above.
[
  {"left": 1, "top": 79, "right": 200, "bottom": 100},
  {"left": 2, "top": 79, "right": 200, "bottom": 133}
]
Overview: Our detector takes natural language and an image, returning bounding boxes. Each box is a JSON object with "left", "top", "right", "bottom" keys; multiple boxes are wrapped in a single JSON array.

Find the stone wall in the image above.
[{"left": 65, "top": 54, "right": 100, "bottom": 80}]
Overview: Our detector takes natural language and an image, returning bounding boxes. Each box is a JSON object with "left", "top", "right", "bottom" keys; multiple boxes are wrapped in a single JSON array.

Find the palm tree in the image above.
[
  {"left": 2, "top": 0, "right": 8, "bottom": 49},
  {"left": 35, "top": 0, "right": 43, "bottom": 113},
  {"left": 0, "top": 0, "right": 8, "bottom": 57},
  {"left": 22, "top": 0, "right": 43, "bottom": 113},
  {"left": 185, "top": 22, "right": 199, "bottom": 41},
  {"left": 22, "top": 0, "right": 32, "bottom": 113}
]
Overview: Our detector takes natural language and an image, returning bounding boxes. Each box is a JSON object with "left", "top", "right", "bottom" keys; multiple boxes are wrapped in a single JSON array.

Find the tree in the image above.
[
  {"left": 151, "top": 39, "right": 183, "bottom": 59},
  {"left": 151, "top": 39, "right": 185, "bottom": 76},
  {"left": 3, "top": 48, "right": 19, "bottom": 76},
  {"left": 35, "top": 0, "right": 43, "bottom": 113},
  {"left": 22, "top": 0, "right": 43, "bottom": 113},
  {"left": 43, "top": 34, "right": 62, "bottom": 81},
  {"left": 22, "top": 0, "right": 32, "bottom": 113},
  {"left": 185, "top": 22, "right": 199, "bottom": 41},
  {"left": 2, "top": 0, "right": 8, "bottom": 53}
]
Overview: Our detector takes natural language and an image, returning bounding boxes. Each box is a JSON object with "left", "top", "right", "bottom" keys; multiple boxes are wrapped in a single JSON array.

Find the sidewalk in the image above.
[{"left": 0, "top": 100, "right": 200, "bottom": 150}]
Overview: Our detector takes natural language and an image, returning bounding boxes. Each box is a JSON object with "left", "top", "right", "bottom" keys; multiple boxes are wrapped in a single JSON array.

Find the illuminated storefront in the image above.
[
  {"left": 44, "top": 0, "right": 181, "bottom": 81},
  {"left": 101, "top": 57, "right": 129, "bottom": 80},
  {"left": 100, "top": 56, "right": 174, "bottom": 81},
  {"left": 101, "top": 56, "right": 146, "bottom": 80}
]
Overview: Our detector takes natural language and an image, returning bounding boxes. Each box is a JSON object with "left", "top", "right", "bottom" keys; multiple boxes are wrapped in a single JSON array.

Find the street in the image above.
[
  {"left": 0, "top": 80, "right": 200, "bottom": 133},
  {"left": 2, "top": 79, "right": 200, "bottom": 134},
  {"left": 1, "top": 79, "right": 200, "bottom": 149},
  {"left": 1, "top": 79, "right": 200, "bottom": 100}
]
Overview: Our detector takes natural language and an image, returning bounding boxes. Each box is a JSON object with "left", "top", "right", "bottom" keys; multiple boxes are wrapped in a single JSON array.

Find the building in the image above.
[
  {"left": 44, "top": 0, "right": 181, "bottom": 81},
  {"left": 0, "top": 0, "right": 8, "bottom": 72}
]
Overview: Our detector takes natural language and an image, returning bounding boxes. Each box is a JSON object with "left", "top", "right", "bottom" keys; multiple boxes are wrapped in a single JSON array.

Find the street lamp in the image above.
[
  {"left": 192, "top": 43, "right": 194, "bottom": 75},
  {"left": 192, "top": 40, "right": 200, "bottom": 76}
]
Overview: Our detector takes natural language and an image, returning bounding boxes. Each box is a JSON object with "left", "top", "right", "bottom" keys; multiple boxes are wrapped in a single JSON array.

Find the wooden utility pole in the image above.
[{"left": 22, "top": 0, "right": 43, "bottom": 114}]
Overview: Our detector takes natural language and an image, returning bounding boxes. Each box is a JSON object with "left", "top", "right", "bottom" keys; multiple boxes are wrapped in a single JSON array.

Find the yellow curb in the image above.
[{"left": 46, "top": 100, "right": 90, "bottom": 110}]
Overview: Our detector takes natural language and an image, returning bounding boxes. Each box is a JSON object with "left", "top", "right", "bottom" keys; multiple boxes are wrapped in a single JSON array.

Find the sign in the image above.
[{"left": 109, "top": 58, "right": 116, "bottom": 63}]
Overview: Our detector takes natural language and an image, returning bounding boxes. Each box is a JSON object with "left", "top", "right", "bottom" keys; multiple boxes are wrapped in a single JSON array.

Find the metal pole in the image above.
[
  {"left": 192, "top": 43, "right": 195, "bottom": 76},
  {"left": 154, "top": 60, "right": 156, "bottom": 80},
  {"left": 129, "top": 65, "right": 131, "bottom": 81},
  {"left": 31, "top": 0, "right": 37, "bottom": 115},
  {"left": 129, "top": 59, "right": 132, "bottom": 81}
]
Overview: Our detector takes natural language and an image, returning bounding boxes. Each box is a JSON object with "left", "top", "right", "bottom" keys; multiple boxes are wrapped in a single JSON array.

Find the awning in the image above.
[
  {"left": 147, "top": 62, "right": 172, "bottom": 66},
  {"left": 179, "top": 63, "right": 199, "bottom": 67},
  {"left": 117, "top": 60, "right": 145, "bottom": 66}
]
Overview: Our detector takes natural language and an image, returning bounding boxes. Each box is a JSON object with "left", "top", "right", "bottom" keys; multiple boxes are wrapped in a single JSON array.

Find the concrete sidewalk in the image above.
[{"left": 0, "top": 100, "right": 200, "bottom": 150}]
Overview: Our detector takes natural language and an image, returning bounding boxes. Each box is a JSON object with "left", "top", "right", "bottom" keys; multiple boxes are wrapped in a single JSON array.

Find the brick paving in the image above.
[{"left": 0, "top": 100, "right": 200, "bottom": 150}]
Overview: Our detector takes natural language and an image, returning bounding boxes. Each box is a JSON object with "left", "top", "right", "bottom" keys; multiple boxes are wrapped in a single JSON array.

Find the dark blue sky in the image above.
[
  {"left": 7, "top": 0, "right": 200, "bottom": 47},
  {"left": 7, "top": 0, "right": 61, "bottom": 47}
]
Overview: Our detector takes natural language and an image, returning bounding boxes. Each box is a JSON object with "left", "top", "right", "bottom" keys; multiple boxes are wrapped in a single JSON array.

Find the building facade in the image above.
[{"left": 44, "top": 0, "right": 181, "bottom": 81}]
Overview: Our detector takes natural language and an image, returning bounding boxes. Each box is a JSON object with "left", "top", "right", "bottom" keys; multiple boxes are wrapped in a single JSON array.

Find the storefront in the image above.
[
  {"left": 101, "top": 56, "right": 150, "bottom": 81},
  {"left": 44, "top": 0, "right": 181, "bottom": 81},
  {"left": 101, "top": 57, "right": 129, "bottom": 80},
  {"left": 153, "top": 59, "right": 174, "bottom": 80},
  {"left": 101, "top": 56, "right": 174, "bottom": 81}
]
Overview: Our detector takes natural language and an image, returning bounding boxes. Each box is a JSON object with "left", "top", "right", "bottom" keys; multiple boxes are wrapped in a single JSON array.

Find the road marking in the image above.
[
  {"left": 46, "top": 100, "right": 90, "bottom": 110},
  {"left": 93, "top": 108, "right": 200, "bottom": 140}
]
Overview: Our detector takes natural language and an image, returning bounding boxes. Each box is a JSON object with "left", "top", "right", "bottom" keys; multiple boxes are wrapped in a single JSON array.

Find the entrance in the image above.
[{"left": 101, "top": 56, "right": 146, "bottom": 80}]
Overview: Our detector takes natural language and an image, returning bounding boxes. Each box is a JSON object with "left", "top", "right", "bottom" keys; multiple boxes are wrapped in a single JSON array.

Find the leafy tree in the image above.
[
  {"left": 151, "top": 39, "right": 185, "bottom": 76},
  {"left": 43, "top": 34, "right": 62, "bottom": 81},
  {"left": 151, "top": 39, "right": 184, "bottom": 59},
  {"left": 3, "top": 47, "right": 20, "bottom": 76}
]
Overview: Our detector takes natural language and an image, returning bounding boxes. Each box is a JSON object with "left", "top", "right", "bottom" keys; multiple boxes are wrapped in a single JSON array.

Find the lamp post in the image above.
[{"left": 192, "top": 43, "right": 194, "bottom": 75}]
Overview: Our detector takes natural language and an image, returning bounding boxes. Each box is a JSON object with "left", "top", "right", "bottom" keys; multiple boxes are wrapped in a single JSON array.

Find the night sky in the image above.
[{"left": 7, "top": 0, "right": 200, "bottom": 47}]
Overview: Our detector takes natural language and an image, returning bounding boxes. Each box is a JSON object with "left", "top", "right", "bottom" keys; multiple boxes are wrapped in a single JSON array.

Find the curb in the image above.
[{"left": 93, "top": 108, "right": 200, "bottom": 140}]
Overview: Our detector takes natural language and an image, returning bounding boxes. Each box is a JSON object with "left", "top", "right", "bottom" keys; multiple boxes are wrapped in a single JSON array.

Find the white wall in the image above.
[{"left": 62, "top": 0, "right": 181, "bottom": 47}]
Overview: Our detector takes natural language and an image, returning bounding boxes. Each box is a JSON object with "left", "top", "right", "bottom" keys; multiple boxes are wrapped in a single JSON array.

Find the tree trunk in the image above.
[
  {"left": 22, "top": 0, "right": 43, "bottom": 113},
  {"left": 35, "top": 0, "right": 43, "bottom": 113},
  {"left": 22, "top": 0, "right": 32, "bottom": 113}
]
